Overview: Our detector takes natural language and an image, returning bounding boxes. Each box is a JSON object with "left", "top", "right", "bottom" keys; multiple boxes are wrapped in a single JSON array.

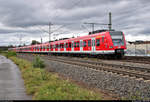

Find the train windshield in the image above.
[{"left": 110, "top": 31, "right": 125, "bottom": 46}]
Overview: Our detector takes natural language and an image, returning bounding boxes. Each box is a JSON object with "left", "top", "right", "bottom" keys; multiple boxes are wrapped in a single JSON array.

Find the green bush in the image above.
[
  {"left": 33, "top": 56, "right": 45, "bottom": 68},
  {"left": 6, "top": 51, "right": 16, "bottom": 58}
]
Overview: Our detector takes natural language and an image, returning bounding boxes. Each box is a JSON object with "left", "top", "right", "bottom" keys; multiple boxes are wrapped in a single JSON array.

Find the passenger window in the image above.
[
  {"left": 83, "top": 41, "right": 87, "bottom": 47},
  {"left": 62, "top": 44, "right": 64, "bottom": 48},
  {"left": 66, "top": 43, "right": 68, "bottom": 48},
  {"left": 64, "top": 44, "right": 66, "bottom": 48},
  {"left": 96, "top": 39, "right": 100, "bottom": 46},
  {"left": 69, "top": 43, "right": 71, "bottom": 48},
  {"left": 88, "top": 40, "right": 91, "bottom": 47},
  {"left": 77, "top": 42, "right": 79, "bottom": 47},
  {"left": 74, "top": 42, "right": 76, "bottom": 48},
  {"left": 56, "top": 44, "right": 58, "bottom": 48},
  {"left": 60, "top": 44, "right": 62, "bottom": 48},
  {"left": 72, "top": 43, "right": 74, "bottom": 48}
]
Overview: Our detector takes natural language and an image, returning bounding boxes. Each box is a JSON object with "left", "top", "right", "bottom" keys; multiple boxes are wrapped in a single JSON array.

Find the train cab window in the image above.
[
  {"left": 83, "top": 41, "right": 87, "bottom": 47},
  {"left": 96, "top": 39, "right": 100, "bottom": 46},
  {"left": 88, "top": 40, "right": 91, "bottom": 47}
]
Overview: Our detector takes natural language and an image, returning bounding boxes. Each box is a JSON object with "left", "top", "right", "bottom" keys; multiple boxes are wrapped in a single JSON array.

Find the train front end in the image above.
[{"left": 109, "top": 31, "right": 127, "bottom": 58}]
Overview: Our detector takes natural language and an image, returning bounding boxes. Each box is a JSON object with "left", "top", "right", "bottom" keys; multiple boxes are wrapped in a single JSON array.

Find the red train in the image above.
[{"left": 10, "top": 30, "right": 127, "bottom": 58}]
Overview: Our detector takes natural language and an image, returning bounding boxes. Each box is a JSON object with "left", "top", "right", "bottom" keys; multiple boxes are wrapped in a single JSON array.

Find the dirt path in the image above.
[{"left": 0, "top": 55, "right": 32, "bottom": 100}]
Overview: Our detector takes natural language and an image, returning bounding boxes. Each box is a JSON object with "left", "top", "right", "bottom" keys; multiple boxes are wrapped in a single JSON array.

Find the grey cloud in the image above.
[
  {"left": 0, "top": 0, "right": 51, "bottom": 27},
  {"left": 0, "top": 0, "right": 150, "bottom": 45},
  {"left": 53, "top": 0, "right": 121, "bottom": 10},
  {"left": 0, "top": 28, "right": 41, "bottom": 34}
]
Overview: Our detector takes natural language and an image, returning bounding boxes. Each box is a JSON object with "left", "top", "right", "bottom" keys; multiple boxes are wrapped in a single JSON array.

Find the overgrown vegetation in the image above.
[
  {"left": 9, "top": 56, "right": 102, "bottom": 100},
  {"left": 33, "top": 56, "right": 45, "bottom": 68},
  {"left": 6, "top": 51, "right": 17, "bottom": 58},
  {"left": 0, "top": 51, "right": 16, "bottom": 58}
]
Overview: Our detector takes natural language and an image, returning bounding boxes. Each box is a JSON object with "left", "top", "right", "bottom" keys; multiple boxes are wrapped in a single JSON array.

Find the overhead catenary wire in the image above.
[
  {"left": 83, "top": 12, "right": 113, "bottom": 32},
  {"left": 81, "top": 24, "right": 90, "bottom": 32},
  {"left": 37, "top": 0, "right": 83, "bottom": 43}
]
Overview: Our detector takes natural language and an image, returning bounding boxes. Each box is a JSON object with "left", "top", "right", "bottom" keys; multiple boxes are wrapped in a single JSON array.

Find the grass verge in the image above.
[
  {"left": 0, "top": 51, "right": 16, "bottom": 58},
  {"left": 9, "top": 56, "right": 102, "bottom": 100}
]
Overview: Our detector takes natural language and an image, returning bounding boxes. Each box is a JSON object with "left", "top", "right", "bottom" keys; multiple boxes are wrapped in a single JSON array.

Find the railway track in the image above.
[
  {"left": 122, "top": 56, "right": 150, "bottom": 64},
  {"left": 94, "top": 56, "right": 150, "bottom": 64},
  {"left": 40, "top": 55, "right": 150, "bottom": 80}
]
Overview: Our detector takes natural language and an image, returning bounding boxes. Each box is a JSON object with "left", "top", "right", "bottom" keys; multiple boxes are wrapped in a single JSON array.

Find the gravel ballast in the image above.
[{"left": 18, "top": 54, "right": 150, "bottom": 99}]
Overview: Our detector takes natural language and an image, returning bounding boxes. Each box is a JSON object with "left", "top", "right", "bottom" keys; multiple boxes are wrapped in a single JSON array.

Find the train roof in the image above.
[
  {"left": 14, "top": 30, "right": 123, "bottom": 48},
  {"left": 50, "top": 31, "right": 110, "bottom": 44}
]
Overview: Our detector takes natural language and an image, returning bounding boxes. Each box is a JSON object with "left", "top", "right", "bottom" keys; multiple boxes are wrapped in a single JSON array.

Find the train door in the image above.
[
  {"left": 103, "top": 36, "right": 108, "bottom": 50},
  {"left": 83, "top": 40, "right": 87, "bottom": 51},
  {"left": 48, "top": 43, "right": 50, "bottom": 52},
  {"left": 47, "top": 44, "right": 49, "bottom": 51},
  {"left": 43, "top": 45, "right": 45, "bottom": 52},
  {"left": 87, "top": 39, "right": 92, "bottom": 51},
  {"left": 58, "top": 43, "right": 60, "bottom": 52},
  {"left": 72, "top": 41, "right": 74, "bottom": 52},
  {"left": 100, "top": 36, "right": 105, "bottom": 50},
  {"left": 92, "top": 38, "right": 96, "bottom": 54},
  {"left": 76, "top": 41, "right": 80, "bottom": 51},
  {"left": 64, "top": 42, "right": 66, "bottom": 52},
  {"left": 68, "top": 42, "right": 72, "bottom": 52},
  {"left": 66, "top": 42, "right": 69, "bottom": 52},
  {"left": 40, "top": 45, "right": 42, "bottom": 52},
  {"left": 53, "top": 44, "right": 55, "bottom": 52}
]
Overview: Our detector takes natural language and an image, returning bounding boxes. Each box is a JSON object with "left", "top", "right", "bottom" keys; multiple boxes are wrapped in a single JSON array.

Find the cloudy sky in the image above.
[{"left": 0, "top": 0, "right": 150, "bottom": 46}]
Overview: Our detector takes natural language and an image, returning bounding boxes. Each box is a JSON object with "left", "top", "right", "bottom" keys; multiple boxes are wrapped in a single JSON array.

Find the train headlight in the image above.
[{"left": 109, "top": 46, "right": 113, "bottom": 48}]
